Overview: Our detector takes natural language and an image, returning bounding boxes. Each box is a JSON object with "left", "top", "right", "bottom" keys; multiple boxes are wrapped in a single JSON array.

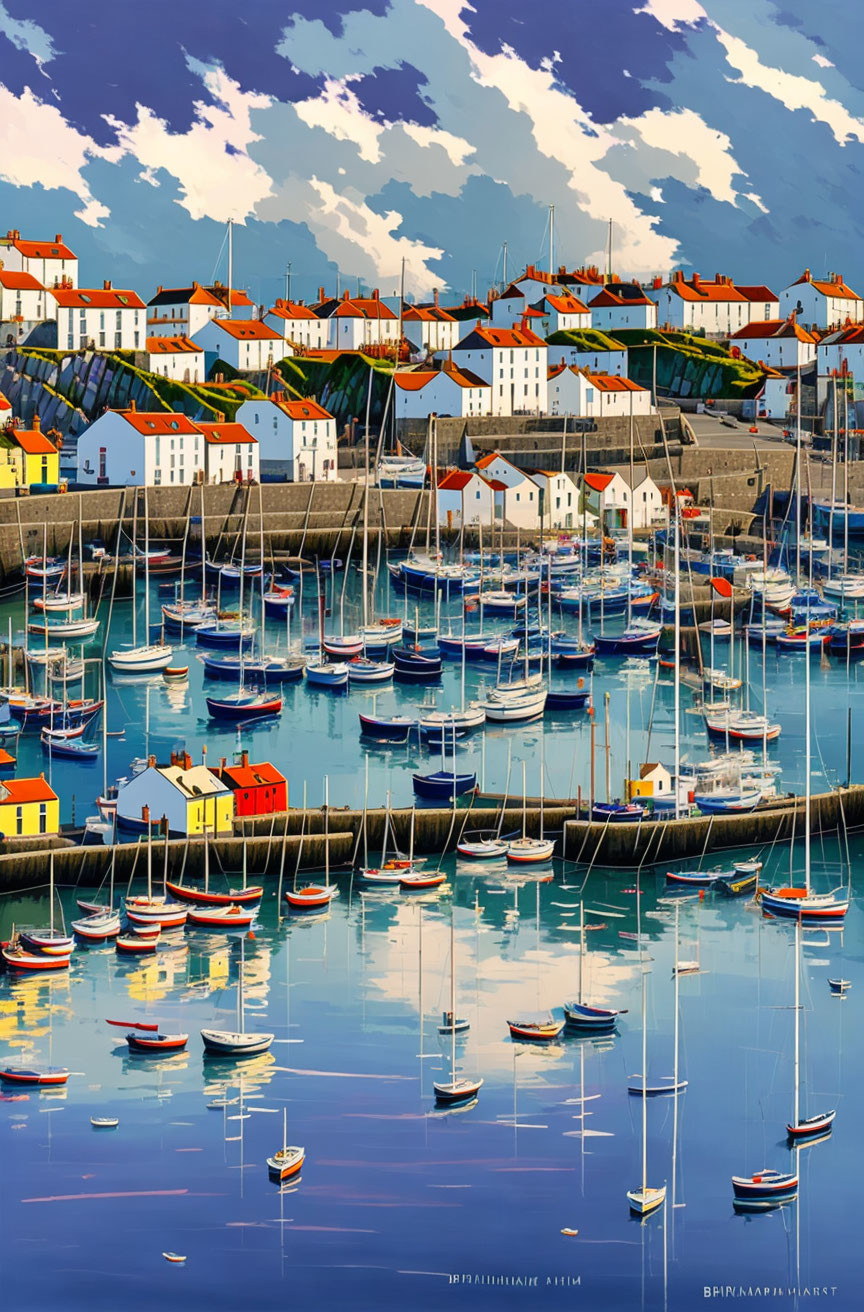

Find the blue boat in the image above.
[
  {"left": 195, "top": 622, "right": 255, "bottom": 650},
  {"left": 545, "top": 689, "right": 591, "bottom": 711},
  {"left": 358, "top": 713, "right": 417, "bottom": 742},
  {"left": 592, "top": 624, "right": 660, "bottom": 656},
  {"left": 412, "top": 769, "right": 477, "bottom": 800},
  {"left": 591, "top": 801, "right": 646, "bottom": 823},
  {"left": 438, "top": 635, "right": 489, "bottom": 661},
  {"left": 41, "top": 736, "right": 99, "bottom": 761},
  {"left": 811, "top": 500, "right": 864, "bottom": 539},
  {"left": 202, "top": 654, "right": 305, "bottom": 683},
  {"left": 393, "top": 647, "right": 442, "bottom": 680},
  {"left": 305, "top": 662, "right": 349, "bottom": 689},
  {"left": 563, "top": 1001, "right": 620, "bottom": 1030},
  {"left": 205, "top": 692, "right": 283, "bottom": 720}
]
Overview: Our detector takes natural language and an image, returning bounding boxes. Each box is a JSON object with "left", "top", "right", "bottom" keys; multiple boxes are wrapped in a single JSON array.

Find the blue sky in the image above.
[{"left": 1, "top": 0, "right": 862, "bottom": 306}]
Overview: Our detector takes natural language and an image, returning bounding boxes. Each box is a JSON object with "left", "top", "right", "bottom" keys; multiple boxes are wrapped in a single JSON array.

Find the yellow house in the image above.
[
  {"left": 0, "top": 775, "right": 60, "bottom": 838},
  {"left": 115, "top": 751, "right": 234, "bottom": 836},
  {"left": 9, "top": 415, "right": 60, "bottom": 488},
  {"left": 626, "top": 762, "right": 672, "bottom": 803}
]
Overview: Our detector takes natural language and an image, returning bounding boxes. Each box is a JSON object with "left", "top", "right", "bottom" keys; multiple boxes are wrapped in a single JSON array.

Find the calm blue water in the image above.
[{"left": 0, "top": 849, "right": 860, "bottom": 1310}]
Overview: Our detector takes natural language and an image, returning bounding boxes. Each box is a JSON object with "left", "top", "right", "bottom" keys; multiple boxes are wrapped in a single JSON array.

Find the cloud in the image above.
[
  {"left": 294, "top": 76, "right": 386, "bottom": 163},
  {"left": 635, "top": 0, "right": 706, "bottom": 31},
  {"left": 617, "top": 106, "right": 749, "bottom": 206},
  {"left": 401, "top": 121, "right": 475, "bottom": 168},
  {"left": 0, "top": 83, "right": 111, "bottom": 225},
  {"left": 104, "top": 63, "right": 274, "bottom": 223},
  {"left": 0, "top": 2, "right": 56, "bottom": 65}
]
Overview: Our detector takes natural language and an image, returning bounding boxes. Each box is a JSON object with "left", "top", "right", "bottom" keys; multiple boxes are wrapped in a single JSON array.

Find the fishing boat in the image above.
[
  {"left": 704, "top": 709, "right": 781, "bottom": 742},
  {"left": 262, "top": 585, "right": 295, "bottom": 618},
  {"left": 412, "top": 769, "right": 476, "bottom": 800},
  {"left": 161, "top": 600, "right": 216, "bottom": 631},
  {"left": 17, "top": 852, "right": 74, "bottom": 957},
  {"left": 72, "top": 911, "right": 121, "bottom": 941},
  {"left": 399, "top": 869, "right": 447, "bottom": 889},
  {"left": 731, "top": 1169, "right": 798, "bottom": 1207},
  {"left": 377, "top": 454, "right": 427, "bottom": 488},
  {"left": 785, "top": 922, "right": 837, "bottom": 1140},
  {"left": 664, "top": 866, "right": 730, "bottom": 888},
  {"left": 438, "top": 1011, "right": 470, "bottom": 1035},
  {"left": 195, "top": 618, "right": 255, "bottom": 648},
  {"left": 305, "top": 660, "right": 349, "bottom": 688},
  {"left": 32, "top": 591, "right": 85, "bottom": 613},
  {"left": 1, "top": 941, "right": 71, "bottom": 970},
  {"left": 590, "top": 801, "right": 646, "bottom": 823},
  {"left": 201, "top": 936, "right": 274, "bottom": 1057},
  {"left": 0, "top": 1066, "right": 70, "bottom": 1086},
  {"left": 545, "top": 687, "right": 591, "bottom": 710},
  {"left": 166, "top": 839, "right": 263, "bottom": 907},
  {"left": 358, "top": 712, "right": 417, "bottom": 741},
  {"left": 125, "top": 899, "right": 188, "bottom": 928},
  {"left": 626, "top": 881, "right": 668, "bottom": 1216},
  {"left": 693, "top": 787, "right": 762, "bottom": 813},
  {"left": 28, "top": 616, "right": 100, "bottom": 640},
  {"left": 434, "top": 902, "right": 483, "bottom": 1104},
  {"left": 205, "top": 691, "right": 283, "bottom": 720},
  {"left": 715, "top": 864, "right": 761, "bottom": 897},
  {"left": 267, "top": 1109, "right": 305, "bottom": 1180},
  {"left": 115, "top": 933, "right": 160, "bottom": 954},
  {"left": 592, "top": 621, "right": 661, "bottom": 657},
  {"left": 125, "top": 1031, "right": 189, "bottom": 1054},
  {"left": 506, "top": 1013, "right": 565, "bottom": 1041},
  {"left": 360, "top": 618, "right": 404, "bottom": 649},
  {"left": 483, "top": 686, "right": 547, "bottom": 723},
  {"left": 186, "top": 903, "right": 256, "bottom": 929},
  {"left": 392, "top": 647, "right": 442, "bottom": 680},
  {"left": 828, "top": 978, "right": 851, "bottom": 993},
  {"left": 346, "top": 657, "right": 395, "bottom": 683},
  {"left": 284, "top": 776, "right": 339, "bottom": 910},
  {"left": 162, "top": 666, "right": 189, "bottom": 683},
  {"left": 322, "top": 634, "right": 363, "bottom": 660},
  {"left": 456, "top": 836, "right": 508, "bottom": 860},
  {"left": 418, "top": 705, "right": 486, "bottom": 740},
  {"left": 563, "top": 903, "right": 621, "bottom": 1030},
  {"left": 40, "top": 733, "right": 99, "bottom": 761},
  {"left": 162, "top": 1253, "right": 187, "bottom": 1264},
  {"left": 90, "top": 1116, "right": 119, "bottom": 1128}
]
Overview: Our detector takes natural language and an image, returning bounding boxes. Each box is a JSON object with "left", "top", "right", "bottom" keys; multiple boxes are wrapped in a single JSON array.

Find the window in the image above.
[
  {"left": 99, "top": 447, "right": 106, "bottom": 479},
  {"left": 16, "top": 806, "right": 23, "bottom": 836},
  {"left": 39, "top": 803, "right": 47, "bottom": 834}
]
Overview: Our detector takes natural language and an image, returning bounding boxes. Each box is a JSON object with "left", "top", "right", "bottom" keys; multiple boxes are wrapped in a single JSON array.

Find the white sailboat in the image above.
[
  {"left": 201, "top": 935, "right": 274, "bottom": 1057},
  {"left": 433, "top": 902, "right": 483, "bottom": 1104},
  {"left": 109, "top": 488, "right": 173, "bottom": 671},
  {"left": 626, "top": 881, "right": 667, "bottom": 1216}
]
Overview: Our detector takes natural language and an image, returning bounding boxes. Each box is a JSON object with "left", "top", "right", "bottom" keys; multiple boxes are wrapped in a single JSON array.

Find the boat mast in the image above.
[
  {"left": 449, "top": 900, "right": 457, "bottom": 1083},
  {"left": 639, "top": 878, "right": 648, "bottom": 1198},
  {"left": 793, "top": 918, "right": 800, "bottom": 1131},
  {"left": 673, "top": 493, "right": 681, "bottom": 818},
  {"left": 227, "top": 219, "right": 233, "bottom": 317},
  {"left": 144, "top": 487, "right": 151, "bottom": 646},
  {"left": 324, "top": 774, "right": 330, "bottom": 888}
]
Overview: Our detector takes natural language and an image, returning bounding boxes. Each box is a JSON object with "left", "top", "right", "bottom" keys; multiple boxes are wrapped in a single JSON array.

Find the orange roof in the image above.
[
  {"left": 440, "top": 364, "right": 489, "bottom": 389},
  {"left": 438, "top": 470, "right": 477, "bottom": 491},
  {"left": 589, "top": 286, "right": 654, "bottom": 308},
  {"left": 737, "top": 285, "right": 778, "bottom": 302},
  {"left": 403, "top": 305, "right": 456, "bottom": 323},
  {"left": 11, "top": 236, "right": 75, "bottom": 261},
  {"left": 146, "top": 336, "right": 203, "bottom": 354},
  {"left": 822, "top": 325, "right": 864, "bottom": 345},
  {"left": 543, "top": 293, "right": 589, "bottom": 314},
  {"left": 458, "top": 325, "right": 546, "bottom": 349},
  {"left": 198, "top": 422, "right": 257, "bottom": 446},
  {"left": 476, "top": 451, "right": 515, "bottom": 470},
  {"left": 791, "top": 270, "right": 861, "bottom": 300},
  {"left": 273, "top": 398, "right": 333, "bottom": 422},
  {"left": 394, "top": 371, "right": 435, "bottom": 392},
  {"left": 0, "top": 270, "right": 45, "bottom": 291},
  {"left": 10, "top": 428, "right": 57, "bottom": 455},
  {"left": 208, "top": 319, "right": 282, "bottom": 340},
  {"left": 730, "top": 320, "right": 816, "bottom": 344},
  {"left": 267, "top": 300, "right": 319, "bottom": 320},
  {"left": 218, "top": 761, "right": 285, "bottom": 789},
  {"left": 0, "top": 392, "right": 10, "bottom": 411},
  {"left": 0, "top": 776, "right": 58, "bottom": 805},
  {"left": 584, "top": 372, "right": 647, "bottom": 392},
  {"left": 207, "top": 284, "right": 255, "bottom": 309},
  {"left": 119, "top": 411, "right": 201, "bottom": 437},
  {"left": 667, "top": 275, "right": 747, "bottom": 303},
  {"left": 483, "top": 477, "right": 509, "bottom": 492},
  {"left": 584, "top": 472, "right": 614, "bottom": 491},
  {"left": 148, "top": 285, "right": 223, "bottom": 308},
  {"left": 54, "top": 287, "right": 145, "bottom": 309}
]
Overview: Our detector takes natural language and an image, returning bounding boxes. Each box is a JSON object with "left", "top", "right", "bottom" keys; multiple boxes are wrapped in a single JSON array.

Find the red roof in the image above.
[
  {"left": 10, "top": 428, "right": 57, "bottom": 455},
  {"left": 0, "top": 270, "right": 45, "bottom": 291},
  {"left": 54, "top": 287, "right": 145, "bottom": 310},
  {"left": 737, "top": 285, "right": 778, "bottom": 302},
  {"left": 730, "top": 320, "right": 816, "bottom": 344},
  {"left": 584, "top": 472, "right": 614, "bottom": 492},
  {"left": 584, "top": 372, "right": 647, "bottom": 392},
  {"left": 146, "top": 336, "right": 203, "bottom": 354},
  {"left": 791, "top": 270, "right": 861, "bottom": 300},
  {"left": 219, "top": 762, "right": 285, "bottom": 789},
  {"left": 207, "top": 285, "right": 255, "bottom": 310},
  {"left": 208, "top": 319, "right": 282, "bottom": 340},
  {"left": 822, "top": 325, "right": 864, "bottom": 345},
  {"left": 589, "top": 286, "right": 654, "bottom": 309},
  {"left": 483, "top": 478, "right": 508, "bottom": 492},
  {"left": 10, "top": 237, "right": 75, "bottom": 261},
  {"left": 458, "top": 325, "right": 546, "bottom": 349},
  {"left": 544, "top": 292, "right": 589, "bottom": 314},
  {"left": 120, "top": 411, "right": 201, "bottom": 436},
  {"left": 667, "top": 275, "right": 746, "bottom": 303},
  {"left": 273, "top": 398, "right": 333, "bottom": 422},
  {"left": 198, "top": 422, "right": 257, "bottom": 446},
  {"left": 475, "top": 451, "right": 517, "bottom": 471},
  {"left": 438, "top": 470, "right": 476, "bottom": 491},
  {"left": 403, "top": 305, "right": 456, "bottom": 323},
  {"left": 268, "top": 300, "right": 319, "bottom": 321},
  {"left": 148, "top": 285, "right": 223, "bottom": 308},
  {"left": 394, "top": 371, "right": 435, "bottom": 392},
  {"left": 0, "top": 392, "right": 10, "bottom": 411},
  {"left": 0, "top": 776, "right": 58, "bottom": 805}
]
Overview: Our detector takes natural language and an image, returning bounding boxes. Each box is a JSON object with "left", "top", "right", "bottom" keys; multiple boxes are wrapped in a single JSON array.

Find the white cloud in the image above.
[
  {"left": 714, "top": 28, "right": 864, "bottom": 147},
  {"left": 401, "top": 122, "right": 475, "bottom": 167},
  {"left": 0, "top": 84, "right": 110, "bottom": 225},
  {"left": 0, "top": 2, "right": 56, "bottom": 65},
  {"left": 650, "top": 185, "right": 665, "bottom": 202},
  {"left": 294, "top": 77, "right": 386, "bottom": 164},
  {"left": 105, "top": 64, "right": 274, "bottom": 222},
  {"left": 634, "top": 0, "right": 707, "bottom": 31},
  {"left": 741, "top": 191, "right": 768, "bottom": 213},
  {"left": 619, "top": 106, "right": 746, "bottom": 206},
  {"left": 812, "top": 54, "right": 834, "bottom": 70}
]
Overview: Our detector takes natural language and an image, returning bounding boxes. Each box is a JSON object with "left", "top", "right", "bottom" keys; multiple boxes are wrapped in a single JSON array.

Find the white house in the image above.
[
  {"left": 147, "top": 283, "right": 226, "bottom": 338},
  {"left": 548, "top": 367, "right": 652, "bottom": 418},
  {"left": 532, "top": 291, "right": 591, "bottom": 336},
  {"left": 198, "top": 421, "right": 259, "bottom": 484},
  {"left": 115, "top": 757, "right": 233, "bottom": 836},
  {"left": 528, "top": 470, "right": 582, "bottom": 531},
  {"left": 264, "top": 299, "right": 327, "bottom": 350},
  {"left": 0, "top": 229, "right": 77, "bottom": 287},
  {"left": 581, "top": 470, "right": 663, "bottom": 531},
  {"left": 313, "top": 288, "right": 399, "bottom": 349},
  {"left": 728, "top": 318, "right": 817, "bottom": 370},
  {"left": 546, "top": 344, "right": 628, "bottom": 377},
  {"left": 474, "top": 451, "right": 528, "bottom": 488},
  {"left": 234, "top": 393, "right": 338, "bottom": 482},
  {"left": 818, "top": 324, "right": 864, "bottom": 377},
  {"left": 436, "top": 469, "right": 495, "bottom": 528},
  {"left": 54, "top": 283, "right": 146, "bottom": 352},
  {"left": 193, "top": 317, "right": 283, "bottom": 372},
  {"left": 393, "top": 362, "right": 491, "bottom": 419},
  {"left": 145, "top": 336, "right": 205, "bottom": 382},
  {"left": 490, "top": 477, "right": 541, "bottom": 530},
  {"left": 444, "top": 324, "right": 548, "bottom": 416},
  {"left": 655, "top": 271, "right": 749, "bottom": 336},
  {"left": 758, "top": 371, "right": 794, "bottom": 422},
  {"left": 206, "top": 283, "right": 257, "bottom": 320},
  {"left": 737, "top": 284, "right": 781, "bottom": 325},
  {"left": 588, "top": 283, "right": 657, "bottom": 331},
  {"left": 76, "top": 409, "right": 204, "bottom": 486},
  {"left": 781, "top": 269, "right": 864, "bottom": 330},
  {"left": 402, "top": 301, "right": 460, "bottom": 353},
  {"left": 0, "top": 271, "right": 51, "bottom": 337}
]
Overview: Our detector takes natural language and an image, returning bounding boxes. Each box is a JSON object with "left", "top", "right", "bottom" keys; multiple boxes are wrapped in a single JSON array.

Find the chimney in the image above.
[
  {"left": 318, "top": 286, "right": 325, "bottom": 301},
  {"left": 220, "top": 757, "right": 227, "bottom": 770},
  {"left": 803, "top": 268, "right": 811, "bottom": 282},
  {"left": 142, "top": 805, "right": 150, "bottom": 823},
  {"left": 433, "top": 288, "right": 439, "bottom": 307},
  {"left": 652, "top": 276, "right": 662, "bottom": 290},
  {"left": 130, "top": 399, "right": 136, "bottom": 412},
  {"left": 103, "top": 279, "right": 111, "bottom": 290},
  {"left": 673, "top": 270, "right": 683, "bottom": 284},
  {"left": 55, "top": 234, "right": 62, "bottom": 243},
  {"left": 148, "top": 754, "right": 156, "bottom": 767},
  {"left": 183, "top": 751, "right": 192, "bottom": 770},
  {"left": 241, "top": 751, "right": 249, "bottom": 768},
  {"left": 342, "top": 288, "right": 350, "bottom": 300},
  {"left": 372, "top": 288, "right": 379, "bottom": 300},
  {"left": 32, "top": 414, "right": 40, "bottom": 431},
  {"left": 691, "top": 273, "right": 700, "bottom": 288}
]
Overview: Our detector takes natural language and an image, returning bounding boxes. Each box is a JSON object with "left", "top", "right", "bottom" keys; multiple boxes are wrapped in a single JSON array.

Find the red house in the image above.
[{"left": 211, "top": 753, "right": 287, "bottom": 817}]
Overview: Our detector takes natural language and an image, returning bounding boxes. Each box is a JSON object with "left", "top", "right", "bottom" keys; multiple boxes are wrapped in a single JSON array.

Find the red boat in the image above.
[
  {"left": 125, "top": 1031, "right": 189, "bottom": 1053},
  {"left": 116, "top": 934, "right": 159, "bottom": 954},
  {"left": 399, "top": 871, "right": 447, "bottom": 889},
  {"left": 186, "top": 904, "right": 256, "bottom": 928},
  {"left": 124, "top": 899, "right": 188, "bottom": 928},
  {"left": 284, "top": 884, "right": 338, "bottom": 910},
  {"left": 0, "top": 1066, "right": 70, "bottom": 1085},
  {"left": 1, "top": 943, "right": 71, "bottom": 971},
  {"left": 165, "top": 879, "right": 263, "bottom": 907}
]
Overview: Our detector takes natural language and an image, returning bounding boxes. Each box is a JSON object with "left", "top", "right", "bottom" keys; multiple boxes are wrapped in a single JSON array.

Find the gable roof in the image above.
[
  {"left": 9, "top": 427, "right": 57, "bottom": 455},
  {"left": 589, "top": 284, "right": 655, "bottom": 308},
  {"left": 403, "top": 304, "right": 456, "bottom": 323},
  {"left": 217, "top": 761, "right": 286, "bottom": 789},
  {"left": 207, "top": 318, "right": 282, "bottom": 340},
  {"left": 7, "top": 234, "right": 75, "bottom": 261},
  {"left": 267, "top": 299, "right": 319, "bottom": 321},
  {"left": 156, "top": 763, "right": 230, "bottom": 797},
  {"left": 438, "top": 470, "right": 478, "bottom": 491},
  {"left": 148, "top": 284, "right": 223, "bottom": 308},
  {"left": 456, "top": 325, "right": 546, "bottom": 350},
  {"left": 0, "top": 270, "right": 46, "bottom": 292},
  {"left": 736, "top": 284, "right": 779, "bottom": 302},
  {"left": 542, "top": 292, "right": 589, "bottom": 314},
  {"left": 0, "top": 775, "right": 59, "bottom": 805},
  {"left": 53, "top": 286, "right": 145, "bottom": 310},
  {"left": 198, "top": 422, "right": 257, "bottom": 446},
  {"left": 272, "top": 397, "right": 333, "bottom": 422},
  {"left": 476, "top": 451, "right": 519, "bottom": 472},
  {"left": 583, "top": 371, "right": 648, "bottom": 392},
  {"left": 666, "top": 274, "right": 747, "bottom": 303},
  {"left": 730, "top": 319, "right": 817, "bottom": 344},
  {"left": 146, "top": 336, "right": 203, "bottom": 355},
  {"left": 314, "top": 293, "right": 396, "bottom": 320},
  {"left": 821, "top": 325, "right": 864, "bottom": 346},
  {"left": 394, "top": 370, "right": 436, "bottom": 392},
  {"left": 206, "top": 284, "right": 255, "bottom": 310},
  {"left": 789, "top": 270, "right": 861, "bottom": 300},
  {"left": 584, "top": 472, "right": 615, "bottom": 492},
  {"left": 118, "top": 410, "right": 201, "bottom": 437}
]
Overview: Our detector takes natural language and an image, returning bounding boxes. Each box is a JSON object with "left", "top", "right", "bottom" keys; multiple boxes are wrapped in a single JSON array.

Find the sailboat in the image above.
[
  {"left": 563, "top": 901, "right": 621, "bottom": 1029},
  {"left": 201, "top": 935, "right": 274, "bottom": 1057},
  {"left": 785, "top": 919, "right": 836, "bottom": 1140},
  {"left": 507, "top": 759, "right": 555, "bottom": 863},
  {"left": 359, "top": 786, "right": 409, "bottom": 884},
  {"left": 124, "top": 821, "right": 188, "bottom": 927},
  {"left": 399, "top": 807, "right": 446, "bottom": 889},
  {"left": 626, "top": 879, "right": 667, "bottom": 1216},
  {"left": 18, "top": 852, "right": 75, "bottom": 956},
  {"left": 267, "top": 1107, "right": 305, "bottom": 1180},
  {"left": 108, "top": 489, "right": 173, "bottom": 672},
  {"left": 434, "top": 902, "right": 483, "bottom": 1103},
  {"left": 284, "top": 776, "right": 339, "bottom": 909},
  {"left": 167, "top": 822, "right": 263, "bottom": 906}
]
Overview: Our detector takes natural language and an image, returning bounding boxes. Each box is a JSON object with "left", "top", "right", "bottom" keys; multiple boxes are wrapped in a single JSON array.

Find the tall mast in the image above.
[
  {"left": 502, "top": 241, "right": 508, "bottom": 290},
  {"left": 362, "top": 368, "right": 371, "bottom": 630},
  {"left": 793, "top": 919, "right": 800, "bottom": 1130},
  {"left": 673, "top": 498, "right": 681, "bottom": 817},
  {"left": 227, "top": 219, "right": 233, "bottom": 317},
  {"left": 795, "top": 362, "right": 802, "bottom": 586},
  {"left": 549, "top": 204, "right": 555, "bottom": 277},
  {"left": 639, "top": 878, "right": 648, "bottom": 1196},
  {"left": 449, "top": 901, "right": 457, "bottom": 1082}
]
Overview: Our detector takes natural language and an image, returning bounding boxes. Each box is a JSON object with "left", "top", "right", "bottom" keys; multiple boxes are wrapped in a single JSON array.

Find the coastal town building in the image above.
[
  {"left": 654, "top": 271, "right": 749, "bottom": 336},
  {"left": 818, "top": 324, "right": 864, "bottom": 377},
  {"left": 53, "top": 283, "right": 146, "bottom": 351},
  {"left": 474, "top": 453, "right": 540, "bottom": 528},
  {"left": 588, "top": 283, "right": 657, "bottom": 331},
  {"left": 547, "top": 366, "right": 652, "bottom": 418},
  {"left": 580, "top": 470, "right": 664, "bottom": 531},
  {"left": 781, "top": 270, "right": 864, "bottom": 330},
  {"left": 76, "top": 409, "right": 204, "bottom": 486},
  {"left": 313, "top": 288, "right": 399, "bottom": 350},
  {"left": 234, "top": 394, "right": 338, "bottom": 482},
  {"left": 443, "top": 323, "right": 548, "bottom": 415},
  {"left": 0, "top": 775, "right": 59, "bottom": 838},
  {"left": 436, "top": 469, "right": 495, "bottom": 528},
  {"left": 0, "top": 230, "right": 77, "bottom": 288},
  {"left": 402, "top": 300, "right": 460, "bottom": 353},
  {"left": 115, "top": 753, "right": 234, "bottom": 836},
  {"left": 729, "top": 318, "right": 818, "bottom": 370},
  {"left": 737, "top": 284, "right": 780, "bottom": 324},
  {"left": 393, "top": 361, "right": 491, "bottom": 419},
  {"left": 264, "top": 299, "right": 327, "bottom": 350},
  {"left": 145, "top": 335, "right": 205, "bottom": 382},
  {"left": 546, "top": 343, "right": 628, "bottom": 376},
  {"left": 198, "top": 421, "right": 259, "bottom": 484},
  {"left": 0, "top": 271, "right": 51, "bottom": 338},
  {"left": 531, "top": 291, "right": 591, "bottom": 336},
  {"left": 527, "top": 470, "right": 581, "bottom": 531},
  {"left": 4, "top": 416, "right": 60, "bottom": 489},
  {"left": 147, "top": 284, "right": 227, "bottom": 338},
  {"left": 209, "top": 753, "right": 287, "bottom": 816},
  {"left": 193, "top": 317, "right": 283, "bottom": 372}
]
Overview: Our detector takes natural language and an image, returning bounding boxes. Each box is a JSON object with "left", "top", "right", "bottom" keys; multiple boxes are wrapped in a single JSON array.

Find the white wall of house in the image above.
[
  {"left": 146, "top": 343, "right": 205, "bottom": 382},
  {"left": 475, "top": 453, "right": 526, "bottom": 488},
  {"left": 547, "top": 347, "right": 628, "bottom": 376},
  {"left": 76, "top": 412, "right": 204, "bottom": 487},
  {"left": 234, "top": 399, "right": 338, "bottom": 482},
  {"left": 732, "top": 332, "right": 816, "bottom": 370},
  {"left": 529, "top": 471, "right": 580, "bottom": 530},
  {"left": 0, "top": 277, "right": 51, "bottom": 331},
  {"left": 549, "top": 368, "right": 652, "bottom": 417},
  {"left": 0, "top": 233, "right": 77, "bottom": 287},
  {"left": 194, "top": 319, "right": 282, "bottom": 371},
  {"left": 781, "top": 278, "right": 863, "bottom": 329},
  {"left": 497, "top": 478, "right": 541, "bottom": 529},
  {"left": 446, "top": 342, "right": 548, "bottom": 416},
  {"left": 57, "top": 300, "right": 145, "bottom": 351},
  {"left": 204, "top": 437, "right": 259, "bottom": 484},
  {"left": 394, "top": 371, "right": 491, "bottom": 418},
  {"left": 589, "top": 298, "right": 657, "bottom": 331},
  {"left": 657, "top": 287, "right": 748, "bottom": 335},
  {"left": 264, "top": 305, "right": 327, "bottom": 349},
  {"left": 148, "top": 299, "right": 222, "bottom": 339},
  {"left": 437, "top": 473, "right": 495, "bottom": 527}
]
